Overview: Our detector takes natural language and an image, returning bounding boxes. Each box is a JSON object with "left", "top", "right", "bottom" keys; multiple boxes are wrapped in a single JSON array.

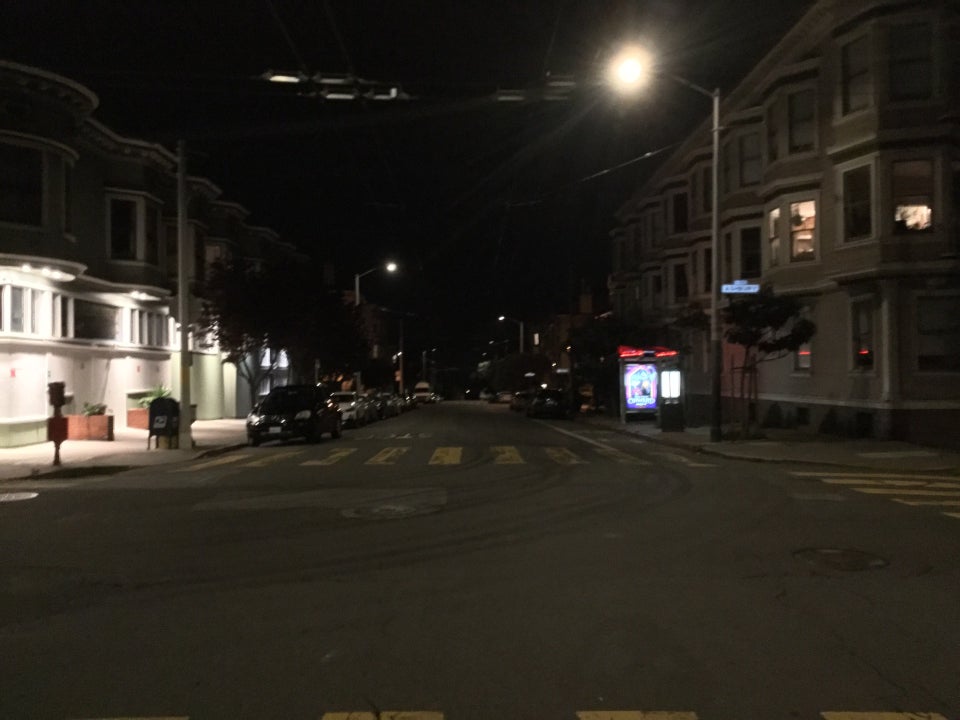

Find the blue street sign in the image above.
[{"left": 722, "top": 279, "right": 760, "bottom": 294}]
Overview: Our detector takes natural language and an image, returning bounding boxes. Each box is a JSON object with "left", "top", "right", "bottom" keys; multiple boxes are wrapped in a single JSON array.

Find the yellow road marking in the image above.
[
  {"left": 853, "top": 488, "right": 960, "bottom": 497},
  {"left": 945, "top": 513, "right": 960, "bottom": 519},
  {"left": 322, "top": 713, "right": 443, "bottom": 720},
  {"left": 546, "top": 447, "right": 586, "bottom": 465},
  {"left": 793, "top": 472, "right": 959, "bottom": 481},
  {"left": 578, "top": 712, "right": 698, "bottom": 720},
  {"left": 595, "top": 447, "right": 651, "bottom": 465},
  {"left": 366, "top": 447, "right": 410, "bottom": 465},
  {"left": 72, "top": 717, "right": 189, "bottom": 719},
  {"left": 301, "top": 448, "right": 357, "bottom": 465},
  {"left": 429, "top": 447, "right": 462, "bottom": 465},
  {"left": 822, "top": 478, "right": 960, "bottom": 488},
  {"left": 172, "top": 454, "right": 250, "bottom": 472},
  {"left": 239, "top": 450, "right": 305, "bottom": 467},
  {"left": 822, "top": 713, "right": 948, "bottom": 720},
  {"left": 491, "top": 445, "right": 524, "bottom": 464}
]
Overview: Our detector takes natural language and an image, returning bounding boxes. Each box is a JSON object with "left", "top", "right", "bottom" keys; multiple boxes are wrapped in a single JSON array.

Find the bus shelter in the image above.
[{"left": 617, "top": 345, "right": 684, "bottom": 431}]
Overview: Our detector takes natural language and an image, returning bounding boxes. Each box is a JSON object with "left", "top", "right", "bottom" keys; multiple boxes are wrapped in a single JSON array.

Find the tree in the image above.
[{"left": 722, "top": 286, "right": 816, "bottom": 437}]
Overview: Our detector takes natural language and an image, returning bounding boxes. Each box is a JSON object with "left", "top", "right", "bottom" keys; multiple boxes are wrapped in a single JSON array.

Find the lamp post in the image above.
[
  {"left": 352, "top": 261, "right": 397, "bottom": 392},
  {"left": 498, "top": 315, "right": 525, "bottom": 354},
  {"left": 610, "top": 48, "right": 722, "bottom": 442}
]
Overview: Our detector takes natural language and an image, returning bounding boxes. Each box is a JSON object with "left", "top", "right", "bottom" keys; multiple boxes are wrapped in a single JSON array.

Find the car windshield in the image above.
[{"left": 260, "top": 388, "right": 312, "bottom": 413}]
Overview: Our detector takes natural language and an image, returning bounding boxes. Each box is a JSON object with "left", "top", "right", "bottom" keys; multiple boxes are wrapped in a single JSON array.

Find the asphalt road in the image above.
[{"left": 1, "top": 401, "right": 958, "bottom": 720}]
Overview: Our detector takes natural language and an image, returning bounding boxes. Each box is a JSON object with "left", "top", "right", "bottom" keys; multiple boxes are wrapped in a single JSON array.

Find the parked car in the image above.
[
  {"left": 247, "top": 385, "right": 342, "bottom": 446},
  {"left": 510, "top": 390, "right": 534, "bottom": 412},
  {"left": 330, "top": 391, "right": 370, "bottom": 427},
  {"left": 365, "top": 392, "right": 386, "bottom": 420},
  {"left": 378, "top": 392, "right": 402, "bottom": 417},
  {"left": 494, "top": 390, "right": 513, "bottom": 404},
  {"left": 413, "top": 381, "right": 434, "bottom": 404},
  {"left": 526, "top": 388, "right": 574, "bottom": 419}
]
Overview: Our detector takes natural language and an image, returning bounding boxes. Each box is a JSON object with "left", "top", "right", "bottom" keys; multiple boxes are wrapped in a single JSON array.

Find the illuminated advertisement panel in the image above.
[{"left": 624, "top": 362, "right": 658, "bottom": 411}]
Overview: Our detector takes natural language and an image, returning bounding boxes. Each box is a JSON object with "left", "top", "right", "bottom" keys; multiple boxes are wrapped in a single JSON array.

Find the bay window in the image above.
[
  {"left": 790, "top": 200, "right": 816, "bottom": 261},
  {"left": 892, "top": 160, "right": 933, "bottom": 232},
  {"left": 0, "top": 143, "right": 42, "bottom": 226}
]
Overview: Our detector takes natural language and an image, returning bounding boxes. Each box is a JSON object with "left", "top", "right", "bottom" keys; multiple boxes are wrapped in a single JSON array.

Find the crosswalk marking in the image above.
[
  {"left": 822, "top": 713, "right": 948, "bottom": 720},
  {"left": 793, "top": 472, "right": 958, "bottom": 480},
  {"left": 793, "top": 471, "right": 960, "bottom": 520},
  {"left": 301, "top": 448, "right": 358, "bottom": 466},
  {"left": 321, "top": 713, "right": 442, "bottom": 720},
  {"left": 171, "top": 454, "right": 250, "bottom": 472},
  {"left": 239, "top": 449, "right": 305, "bottom": 467},
  {"left": 429, "top": 447, "right": 462, "bottom": 465},
  {"left": 577, "top": 712, "right": 697, "bottom": 720},
  {"left": 491, "top": 445, "right": 524, "bottom": 464},
  {"left": 595, "top": 447, "right": 652, "bottom": 465},
  {"left": 545, "top": 446, "right": 587, "bottom": 465},
  {"left": 366, "top": 446, "right": 410, "bottom": 465}
]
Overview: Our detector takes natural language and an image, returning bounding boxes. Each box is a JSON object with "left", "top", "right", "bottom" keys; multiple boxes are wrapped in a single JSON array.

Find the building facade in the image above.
[
  {"left": 0, "top": 61, "right": 295, "bottom": 446},
  {"left": 609, "top": 0, "right": 960, "bottom": 445}
]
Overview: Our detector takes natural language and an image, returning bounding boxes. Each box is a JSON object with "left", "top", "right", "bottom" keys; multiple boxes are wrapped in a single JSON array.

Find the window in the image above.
[
  {"left": 703, "top": 248, "right": 712, "bottom": 294},
  {"left": 74, "top": 300, "right": 119, "bottom": 341},
  {"left": 739, "top": 133, "right": 762, "bottom": 186},
  {"left": 59, "top": 295, "right": 71, "bottom": 337},
  {"left": 768, "top": 208, "right": 781, "bottom": 267},
  {"left": 723, "top": 233, "right": 733, "bottom": 283},
  {"left": 673, "top": 263, "right": 689, "bottom": 302},
  {"left": 30, "top": 289, "right": 42, "bottom": 334},
  {"left": 740, "top": 227, "right": 761, "bottom": 279},
  {"left": 652, "top": 274, "right": 662, "bottom": 308},
  {"left": 795, "top": 342, "right": 812, "bottom": 371},
  {"left": 889, "top": 23, "right": 932, "bottom": 101},
  {"left": 671, "top": 192, "right": 688, "bottom": 233},
  {"left": 917, "top": 296, "right": 960, "bottom": 371},
  {"left": 145, "top": 205, "right": 160, "bottom": 266},
  {"left": 841, "top": 35, "right": 871, "bottom": 114},
  {"left": 790, "top": 200, "right": 816, "bottom": 261},
  {"left": 109, "top": 198, "right": 137, "bottom": 260},
  {"left": 0, "top": 143, "right": 42, "bottom": 225},
  {"left": 852, "top": 298, "right": 874, "bottom": 369},
  {"left": 63, "top": 160, "right": 74, "bottom": 234},
  {"left": 892, "top": 160, "right": 933, "bottom": 231},
  {"left": 722, "top": 142, "right": 733, "bottom": 193},
  {"left": 701, "top": 166, "right": 712, "bottom": 212},
  {"left": 843, "top": 166, "right": 872, "bottom": 241},
  {"left": 10, "top": 287, "right": 24, "bottom": 332},
  {"left": 788, "top": 90, "right": 815, "bottom": 153}
]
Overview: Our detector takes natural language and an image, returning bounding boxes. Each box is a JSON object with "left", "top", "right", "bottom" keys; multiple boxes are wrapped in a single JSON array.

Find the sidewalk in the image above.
[
  {"left": 0, "top": 419, "right": 249, "bottom": 481},
  {"left": 583, "top": 413, "right": 960, "bottom": 473}
]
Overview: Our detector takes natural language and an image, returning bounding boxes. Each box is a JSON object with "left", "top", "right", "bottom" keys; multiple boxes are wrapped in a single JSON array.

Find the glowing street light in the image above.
[
  {"left": 354, "top": 261, "right": 398, "bottom": 307},
  {"left": 609, "top": 46, "right": 723, "bottom": 442}
]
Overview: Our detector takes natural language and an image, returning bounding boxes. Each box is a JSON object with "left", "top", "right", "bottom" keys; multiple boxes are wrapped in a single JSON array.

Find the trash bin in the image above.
[{"left": 148, "top": 397, "right": 181, "bottom": 449}]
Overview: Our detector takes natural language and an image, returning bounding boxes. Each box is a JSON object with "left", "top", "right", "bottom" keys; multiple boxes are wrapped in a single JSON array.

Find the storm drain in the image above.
[{"left": 793, "top": 547, "right": 888, "bottom": 572}]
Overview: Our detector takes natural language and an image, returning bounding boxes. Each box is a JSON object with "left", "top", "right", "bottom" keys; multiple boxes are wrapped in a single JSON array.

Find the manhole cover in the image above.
[
  {"left": 342, "top": 503, "right": 441, "bottom": 520},
  {"left": 0, "top": 492, "right": 39, "bottom": 503},
  {"left": 793, "top": 547, "right": 888, "bottom": 572}
]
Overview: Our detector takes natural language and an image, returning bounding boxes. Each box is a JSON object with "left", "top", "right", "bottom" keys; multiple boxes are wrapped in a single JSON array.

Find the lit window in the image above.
[
  {"left": 10, "top": 287, "right": 24, "bottom": 332},
  {"left": 852, "top": 299, "right": 874, "bottom": 369},
  {"left": 841, "top": 35, "right": 871, "bottom": 114},
  {"left": 739, "top": 133, "right": 762, "bottom": 186},
  {"left": 788, "top": 90, "right": 815, "bottom": 153},
  {"left": 0, "top": 144, "right": 42, "bottom": 226},
  {"left": 843, "top": 166, "right": 872, "bottom": 241},
  {"left": 889, "top": 23, "right": 932, "bottom": 101},
  {"left": 917, "top": 296, "right": 960, "bottom": 371},
  {"left": 795, "top": 342, "right": 812, "bottom": 370},
  {"left": 790, "top": 200, "right": 816, "bottom": 261},
  {"left": 892, "top": 160, "right": 933, "bottom": 232},
  {"left": 768, "top": 208, "right": 781, "bottom": 267}
]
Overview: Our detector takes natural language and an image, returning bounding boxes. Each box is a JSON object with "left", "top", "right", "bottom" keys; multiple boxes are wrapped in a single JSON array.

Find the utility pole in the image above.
[{"left": 177, "top": 140, "right": 193, "bottom": 450}]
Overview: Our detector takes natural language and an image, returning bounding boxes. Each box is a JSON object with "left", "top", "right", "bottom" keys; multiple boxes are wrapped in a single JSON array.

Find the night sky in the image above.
[{"left": 3, "top": 0, "right": 812, "bottom": 359}]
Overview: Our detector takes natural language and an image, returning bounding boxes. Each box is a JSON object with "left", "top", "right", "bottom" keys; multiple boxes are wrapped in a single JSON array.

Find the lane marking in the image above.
[
  {"left": 0, "top": 492, "right": 39, "bottom": 502},
  {"left": 945, "top": 513, "right": 960, "bottom": 519},
  {"left": 822, "top": 713, "right": 949, "bottom": 720},
  {"left": 238, "top": 449, "right": 305, "bottom": 467},
  {"left": 302, "top": 448, "right": 358, "bottom": 466},
  {"left": 546, "top": 446, "right": 587, "bottom": 465},
  {"left": 366, "top": 447, "right": 410, "bottom": 465},
  {"left": 171, "top": 454, "right": 250, "bottom": 472},
  {"left": 491, "top": 445, "right": 524, "bottom": 464},
  {"left": 821, "top": 478, "right": 960, "bottom": 488},
  {"left": 893, "top": 499, "right": 960, "bottom": 506},
  {"left": 321, "top": 713, "right": 443, "bottom": 720},
  {"left": 792, "top": 472, "right": 959, "bottom": 480},
  {"left": 852, "top": 488, "right": 960, "bottom": 497},
  {"left": 429, "top": 447, "right": 462, "bottom": 465},
  {"left": 578, "top": 712, "right": 698, "bottom": 720},
  {"left": 595, "top": 447, "right": 652, "bottom": 465}
]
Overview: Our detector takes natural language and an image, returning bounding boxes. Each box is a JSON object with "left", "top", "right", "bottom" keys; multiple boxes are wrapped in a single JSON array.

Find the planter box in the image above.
[
  {"left": 127, "top": 407, "right": 149, "bottom": 430},
  {"left": 66, "top": 414, "right": 115, "bottom": 441}
]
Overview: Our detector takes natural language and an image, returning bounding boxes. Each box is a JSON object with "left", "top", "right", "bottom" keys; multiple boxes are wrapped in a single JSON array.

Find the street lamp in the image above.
[
  {"left": 498, "top": 315, "right": 525, "bottom": 354},
  {"left": 354, "top": 261, "right": 397, "bottom": 306},
  {"left": 610, "top": 47, "right": 722, "bottom": 442}
]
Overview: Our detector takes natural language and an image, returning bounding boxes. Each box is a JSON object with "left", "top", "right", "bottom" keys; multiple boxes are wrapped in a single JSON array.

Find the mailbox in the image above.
[{"left": 148, "top": 397, "right": 180, "bottom": 449}]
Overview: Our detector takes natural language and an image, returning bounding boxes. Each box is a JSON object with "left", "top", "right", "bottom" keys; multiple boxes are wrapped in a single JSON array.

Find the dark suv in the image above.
[{"left": 247, "top": 385, "right": 342, "bottom": 446}]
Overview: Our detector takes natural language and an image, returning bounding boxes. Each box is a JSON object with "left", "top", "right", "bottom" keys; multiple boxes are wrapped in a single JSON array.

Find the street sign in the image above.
[{"left": 722, "top": 279, "right": 760, "bottom": 294}]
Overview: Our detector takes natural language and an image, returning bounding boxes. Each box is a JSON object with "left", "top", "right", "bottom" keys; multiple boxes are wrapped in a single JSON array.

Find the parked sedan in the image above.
[
  {"left": 510, "top": 390, "right": 533, "bottom": 412},
  {"left": 247, "top": 385, "right": 342, "bottom": 446},
  {"left": 330, "top": 391, "right": 370, "bottom": 427},
  {"left": 526, "top": 388, "right": 575, "bottom": 419},
  {"left": 378, "top": 392, "right": 402, "bottom": 418}
]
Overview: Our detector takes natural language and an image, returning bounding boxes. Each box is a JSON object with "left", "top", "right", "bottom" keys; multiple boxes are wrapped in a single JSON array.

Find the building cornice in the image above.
[
  {"left": 0, "top": 60, "right": 98, "bottom": 115},
  {"left": 81, "top": 118, "right": 177, "bottom": 171}
]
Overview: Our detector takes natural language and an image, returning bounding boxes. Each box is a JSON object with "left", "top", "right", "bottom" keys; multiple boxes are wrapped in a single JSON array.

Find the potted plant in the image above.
[
  {"left": 127, "top": 385, "right": 171, "bottom": 430},
  {"left": 66, "top": 402, "right": 115, "bottom": 441}
]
